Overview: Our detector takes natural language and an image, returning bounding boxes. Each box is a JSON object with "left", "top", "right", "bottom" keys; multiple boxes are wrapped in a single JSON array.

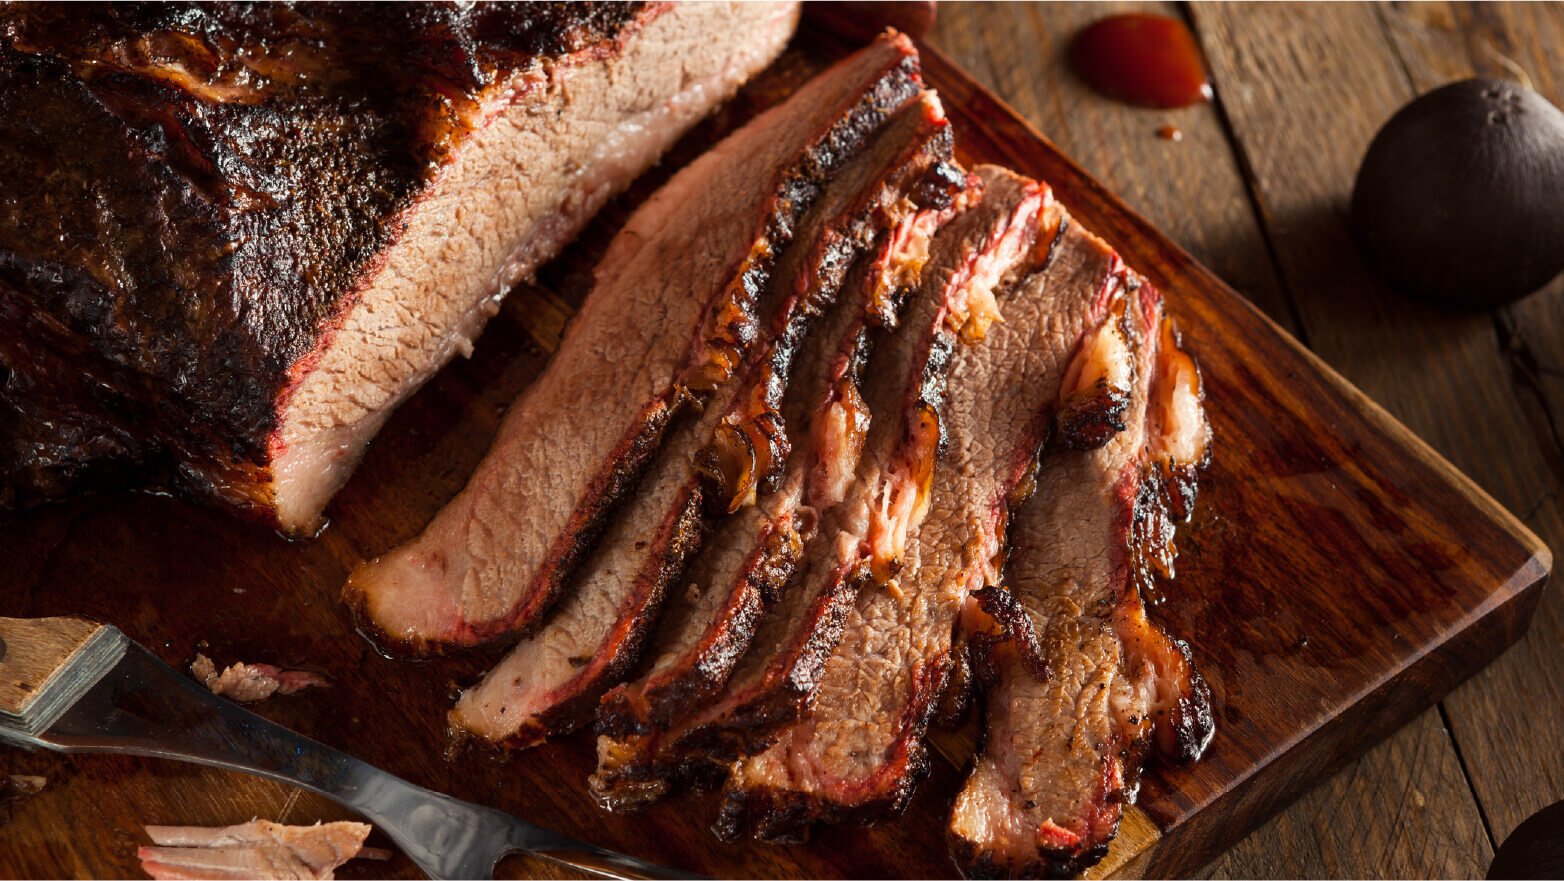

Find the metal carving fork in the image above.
[{"left": 0, "top": 616, "right": 687, "bottom": 880}]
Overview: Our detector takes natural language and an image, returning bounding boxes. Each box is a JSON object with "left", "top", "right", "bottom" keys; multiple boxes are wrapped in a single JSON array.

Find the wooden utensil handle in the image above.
[{"left": 0, "top": 616, "right": 108, "bottom": 719}]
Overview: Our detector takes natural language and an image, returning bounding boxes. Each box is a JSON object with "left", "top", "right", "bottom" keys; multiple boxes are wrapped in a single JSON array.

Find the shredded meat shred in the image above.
[
  {"left": 191, "top": 654, "right": 328, "bottom": 703},
  {"left": 138, "top": 820, "right": 382, "bottom": 881}
]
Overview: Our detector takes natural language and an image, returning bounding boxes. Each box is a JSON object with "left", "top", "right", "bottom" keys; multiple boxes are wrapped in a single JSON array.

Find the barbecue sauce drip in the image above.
[{"left": 1070, "top": 14, "right": 1212, "bottom": 109}]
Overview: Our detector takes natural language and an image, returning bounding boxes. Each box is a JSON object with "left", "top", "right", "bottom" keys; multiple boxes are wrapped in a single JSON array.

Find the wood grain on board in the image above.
[
  {"left": 0, "top": 8, "right": 1553, "bottom": 880},
  {"left": 927, "top": 28, "right": 1545, "bottom": 877},
  {"left": 929, "top": 1, "right": 1295, "bottom": 330}
]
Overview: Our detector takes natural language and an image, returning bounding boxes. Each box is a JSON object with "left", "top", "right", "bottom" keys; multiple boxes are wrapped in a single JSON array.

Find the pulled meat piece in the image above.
[
  {"left": 138, "top": 820, "right": 381, "bottom": 881},
  {"left": 191, "top": 654, "right": 328, "bottom": 703}
]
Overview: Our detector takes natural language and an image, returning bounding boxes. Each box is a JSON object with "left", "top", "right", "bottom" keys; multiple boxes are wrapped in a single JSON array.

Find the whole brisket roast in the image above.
[{"left": 0, "top": 1, "right": 797, "bottom": 532}]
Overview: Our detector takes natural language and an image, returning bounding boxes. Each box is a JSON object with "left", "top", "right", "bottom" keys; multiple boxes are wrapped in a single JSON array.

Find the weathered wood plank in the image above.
[
  {"left": 1373, "top": 0, "right": 1564, "bottom": 847},
  {"left": 1201, "top": 711, "right": 1492, "bottom": 879},
  {"left": 1189, "top": 0, "right": 1558, "bottom": 535},
  {"left": 1187, "top": 0, "right": 1561, "bottom": 873}
]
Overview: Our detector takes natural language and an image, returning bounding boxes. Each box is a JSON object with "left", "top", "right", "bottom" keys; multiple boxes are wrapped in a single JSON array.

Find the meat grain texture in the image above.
[
  {"left": 590, "top": 165, "right": 1043, "bottom": 807},
  {"left": 450, "top": 91, "right": 961, "bottom": 750},
  {"left": 720, "top": 168, "right": 1069, "bottom": 841},
  {"left": 430, "top": 35, "right": 1215, "bottom": 875}
]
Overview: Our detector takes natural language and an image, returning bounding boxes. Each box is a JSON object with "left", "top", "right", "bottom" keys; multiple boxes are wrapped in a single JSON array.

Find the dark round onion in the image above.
[{"left": 1351, "top": 78, "right": 1564, "bottom": 307}]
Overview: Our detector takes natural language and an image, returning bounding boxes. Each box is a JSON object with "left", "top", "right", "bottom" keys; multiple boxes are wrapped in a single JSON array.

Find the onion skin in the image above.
[{"left": 1351, "top": 78, "right": 1564, "bottom": 307}]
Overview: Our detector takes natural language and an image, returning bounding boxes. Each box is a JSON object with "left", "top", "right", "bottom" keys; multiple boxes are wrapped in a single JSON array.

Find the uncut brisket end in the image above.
[
  {"left": 343, "top": 32, "right": 926, "bottom": 657},
  {"left": 593, "top": 99, "right": 961, "bottom": 745},
  {"left": 0, "top": 2, "right": 798, "bottom": 532},
  {"left": 948, "top": 256, "right": 1213, "bottom": 878},
  {"left": 719, "top": 168, "right": 1061, "bottom": 842},
  {"left": 449, "top": 93, "right": 960, "bottom": 748}
]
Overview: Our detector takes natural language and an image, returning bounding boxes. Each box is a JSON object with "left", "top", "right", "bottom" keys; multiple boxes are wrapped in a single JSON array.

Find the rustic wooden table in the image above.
[{"left": 928, "top": 1, "right": 1563, "bottom": 877}]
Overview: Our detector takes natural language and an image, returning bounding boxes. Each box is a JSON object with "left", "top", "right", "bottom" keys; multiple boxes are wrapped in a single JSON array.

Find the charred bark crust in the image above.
[{"left": 0, "top": 3, "right": 651, "bottom": 513}]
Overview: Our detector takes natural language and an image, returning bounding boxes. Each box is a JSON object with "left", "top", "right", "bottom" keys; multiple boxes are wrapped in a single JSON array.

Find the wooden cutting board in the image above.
[{"left": 0, "top": 30, "right": 1550, "bottom": 880}]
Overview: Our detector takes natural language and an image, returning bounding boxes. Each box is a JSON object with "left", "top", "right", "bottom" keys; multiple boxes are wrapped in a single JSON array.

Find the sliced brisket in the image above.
[
  {"left": 594, "top": 107, "right": 962, "bottom": 745},
  {"left": 808, "top": 203, "right": 953, "bottom": 508},
  {"left": 448, "top": 93, "right": 961, "bottom": 747},
  {"left": 590, "top": 166, "right": 1046, "bottom": 807},
  {"left": 0, "top": 2, "right": 798, "bottom": 532},
  {"left": 948, "top": 257, "right": 1213, "bottom": 878},
  {"left": 448, "top": 406, "right": 712, "bottom": 748},
  {"left": 718, "top": 168, "right": 1065, "bottom": 841},
  {"left": 586, "top": 280, "right": 872, "bottom": 809},
  {"left": 344, "top": 33, "right": 927, "bottom": 655}
]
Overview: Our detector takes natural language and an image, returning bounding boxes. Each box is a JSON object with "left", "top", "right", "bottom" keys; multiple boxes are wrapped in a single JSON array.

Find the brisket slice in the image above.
[
  {"left": 718, "top": 168, "right": 1065, "bottom": 842},
  {"left": 591, "top": 235, "right": 902, "bottom": 745},
  {"left": 589, "top": 233, "right": 901, "bottom": 764},
  {"left": 696, "top": 128, "right": 969, "bottom": 517},
  {"left": 448, "top": 403, "right": 712, "bottom": 749},
  {"left": 0, "top": 2, "right": 797, "bottom": 533},
  {"left": 589, "top": 167, "right": 1047, "bottom": 808},
  {"left": 948, "top": 259, "right": 1213, "bottom": 878},
  {"left": 447, "top": 94, "right": 961, "bottom": 747},
  {"left": 344, "top": 32, "right": 926, "bottom": 656},
  {"left": 593, "top": 108, "right": 962, "bottom": 743}
]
